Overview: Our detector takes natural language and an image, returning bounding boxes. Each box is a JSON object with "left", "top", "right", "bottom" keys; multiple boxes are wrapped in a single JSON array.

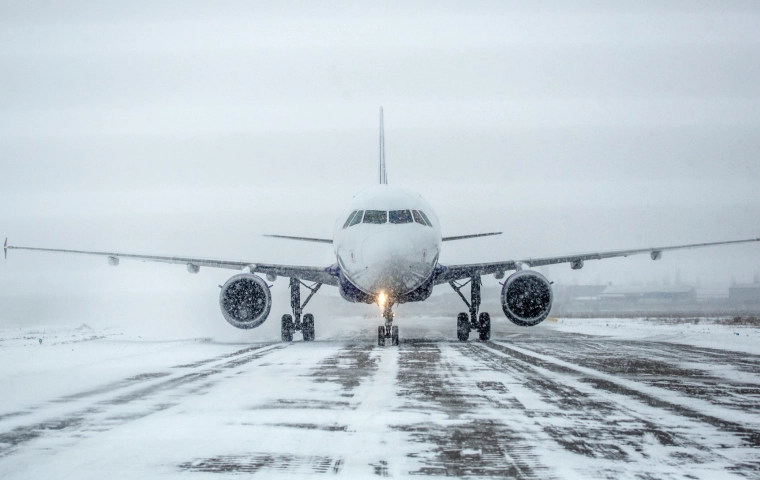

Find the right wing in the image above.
[
  {"left": 4, "top": 239, "right": 339, "bottom": 286},
  {"left": 435, "top": 236, "right": 760, "bottom": 284},
  {"left": 263, "top": 235, "right": 332, "bottom": 244},
  {"left": 442, "top": 232, "right": 502, "bottom": 242}
]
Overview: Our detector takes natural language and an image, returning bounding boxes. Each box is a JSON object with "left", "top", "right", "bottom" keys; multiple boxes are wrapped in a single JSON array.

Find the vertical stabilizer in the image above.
[{"left": 379, "top": 107, "right": 387, "bottom": 184}]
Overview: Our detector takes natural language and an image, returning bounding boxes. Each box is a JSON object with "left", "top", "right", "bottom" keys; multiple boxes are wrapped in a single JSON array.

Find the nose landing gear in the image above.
[{"left": 378, "top": 301, "right": 399, "bottom": 346}]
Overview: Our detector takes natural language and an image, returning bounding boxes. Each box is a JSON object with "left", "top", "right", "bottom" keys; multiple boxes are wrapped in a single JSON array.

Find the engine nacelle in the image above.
[
  {"left": 501, "top": 270, "right": 553, "bottom": 327},
  {"left": 219, "top": 274, "right": 272, "bottom": 329}
]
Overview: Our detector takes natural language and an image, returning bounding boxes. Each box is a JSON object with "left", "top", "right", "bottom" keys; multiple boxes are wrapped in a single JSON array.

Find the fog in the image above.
[{"left": 2, "top": 1, "right": 759, "bottom": 336}]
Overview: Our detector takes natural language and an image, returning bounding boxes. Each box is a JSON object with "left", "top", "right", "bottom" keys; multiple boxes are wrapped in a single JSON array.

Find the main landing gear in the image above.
[
  {"left": 377, "top": 301, "right": 399, "bottom": 347},
  {"left": 449, "top": 276, "right": 491, "bottom": 342},
  {"left": 281, "top": 277, "right": 322, "bottom": 342}
]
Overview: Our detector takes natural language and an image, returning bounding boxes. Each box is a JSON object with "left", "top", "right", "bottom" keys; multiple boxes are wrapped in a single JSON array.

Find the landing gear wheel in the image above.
[
  {"left": 391, "top": 325, "right": 399, "bottom": 346},
  {"left": 457, "top": 312, "right": 470, "bottom": 341},
  {"left": 478, "top": 312, "right": 491, "bottom": 341},
  {"left": 281, "top": 314, "right": 294, "bottom": 342},
  {"left": 378, "top": 326, "right": 386, "bottom": 347},
  {"left": 302, "top": 314, "right": 315, "bottom": 342}
]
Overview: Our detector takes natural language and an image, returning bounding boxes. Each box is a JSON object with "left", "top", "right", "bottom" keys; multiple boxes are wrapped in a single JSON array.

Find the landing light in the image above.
[{"left": 377, "top": 291, "right": 387, "bottom": 307}]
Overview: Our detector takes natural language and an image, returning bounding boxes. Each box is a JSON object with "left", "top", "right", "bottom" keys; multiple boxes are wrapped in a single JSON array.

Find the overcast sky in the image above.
[{"left": 1, "top": 1, "right": 759, "bottom": 331}]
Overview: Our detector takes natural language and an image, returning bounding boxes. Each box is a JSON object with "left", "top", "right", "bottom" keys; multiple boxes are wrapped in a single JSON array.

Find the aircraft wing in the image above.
[
  {"left": 442, "top": 232, "right": 501, "bottom": 242},
  {"left": 434, "top": 237, "right": 760, "bottom": 284},
  {"left": 263, "top": 234, "right": 332, "bottom": 244},
  {"left": 3, "top": 240, "right": 339, "bottom": 286}
]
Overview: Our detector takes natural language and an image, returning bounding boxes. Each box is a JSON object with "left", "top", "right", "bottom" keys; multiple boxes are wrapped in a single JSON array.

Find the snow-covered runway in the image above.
[{"left": 1, "top": 319, "right": 759, "bottom": 479}]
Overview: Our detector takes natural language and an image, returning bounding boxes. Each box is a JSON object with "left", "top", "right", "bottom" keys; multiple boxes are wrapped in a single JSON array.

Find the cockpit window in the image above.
[
  {"left": 343, "top": 210, "right": 358, "bottom": 228},
  {"left": 349, "top": 210, "right": 364, "bottom": 227},
  {"left": 362, "top": 210, "right": 387, "bottom": 224},
  {"left": 412, "top": 210, "right": 426, "bottom": 226},
  {"left": 418, "top": 210, "right": 433, "bottom": 227},
  {"left": 389, "top": 210, "right": 413, "bottom": 224}
]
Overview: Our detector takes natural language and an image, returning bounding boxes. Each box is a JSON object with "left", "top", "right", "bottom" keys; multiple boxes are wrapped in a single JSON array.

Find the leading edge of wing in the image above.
[
  {"left": 520, "top": 237, "right": 760, "bottom": 268},
  {"left": 264, "top": 235, "right": 333, "bottom": 244},
  {"left": 5, "top": 243, "right": 339, "bottom": 286},
  {"left": 435, "top": 236, "right": 760, "bottom": 284},
  {"left": 442, "top": 232, "right": 502, "bottom": 242}
]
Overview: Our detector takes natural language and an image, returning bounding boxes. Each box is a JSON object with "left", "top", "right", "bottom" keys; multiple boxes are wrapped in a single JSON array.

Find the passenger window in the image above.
[
  {"left": 418, "top": 210, "right": 432, "bottom": 227},
  {"left": 343, "top": 210, "right": 358, "bottom": 229},
  {"left": 412, "top": 210, "right": 426, "bottom": 225},
  {"left": 362, "top": 210, "right": 387, "bottom": 224},
  {"left": 349, "top": 210, "right": 364, "bottom": 227},
  {"left": 389, "top": 210, "right": 413, "bottom": 224}
]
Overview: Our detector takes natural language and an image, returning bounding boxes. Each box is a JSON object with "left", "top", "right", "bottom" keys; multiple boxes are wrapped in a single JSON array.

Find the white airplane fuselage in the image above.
[{"left": 333, "top": 185, "right": 441, "bottom": 300}]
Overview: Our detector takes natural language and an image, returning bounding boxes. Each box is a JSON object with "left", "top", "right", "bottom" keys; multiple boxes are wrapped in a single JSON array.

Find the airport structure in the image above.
[
  {"left": 545, "top": 282, "right": 760, "bottom": 317},
  {"left": 729, "top": 282, "right": 760, "bottom": 304}
]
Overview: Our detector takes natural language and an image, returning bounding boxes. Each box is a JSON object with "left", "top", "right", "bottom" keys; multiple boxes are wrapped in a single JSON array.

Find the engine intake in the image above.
[
  {"left": 501, "top": 270, "right": 553, "bottom": 327},
  {"left": 219, "top": 274, "right": 272, "bottom": 329}
]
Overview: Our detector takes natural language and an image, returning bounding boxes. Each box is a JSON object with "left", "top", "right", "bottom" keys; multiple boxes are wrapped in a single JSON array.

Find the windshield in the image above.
[
  {"left": 348, "top": 210, "right": 364, "bottom": 226},
  {"left": 389, "top": 210, "right": 413, "bottom": 224},
  {"left": 342, "top": 210, "right": 358, "bottom": 228},
  {"left": 362, "top": 210, "right": 387, "bottom": 224},
  {"left": 417, "top": 210, "right": 432, "bottom": 227}
]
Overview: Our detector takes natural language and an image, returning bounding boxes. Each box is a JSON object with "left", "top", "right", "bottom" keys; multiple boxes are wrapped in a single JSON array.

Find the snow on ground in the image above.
[
  {"left": 548, "top": 317, "right": 760, "bottom": 355},
  {"left": 1, "top": 316, "right": 759, "bottom": 479}
]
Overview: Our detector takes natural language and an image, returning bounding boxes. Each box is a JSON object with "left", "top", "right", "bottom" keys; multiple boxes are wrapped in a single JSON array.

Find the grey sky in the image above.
[{"left": 2, "top": 1, "right": 759, "bottom": 330}]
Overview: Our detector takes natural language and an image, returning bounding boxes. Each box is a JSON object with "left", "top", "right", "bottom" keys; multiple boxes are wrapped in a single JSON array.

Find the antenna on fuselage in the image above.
[{"left": 379, "top": 107, "right": 387, "bottom": 185}]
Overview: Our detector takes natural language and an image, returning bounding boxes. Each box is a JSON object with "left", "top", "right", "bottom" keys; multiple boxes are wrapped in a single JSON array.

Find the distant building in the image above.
[
  {"left": 550, "top": 285, "right": 608, "bottom": 314},
  {"left": 695, "top": 287, "right": 729, "bottom": 301},
  {"left": 553, "top": 285, "right": 607, "bottom": 301},
  {"left": 599, "top": 285, "right": 696, "bottom": 303},
  {"left": 729, "top": 283, "right": 760, "bottom": 304}
]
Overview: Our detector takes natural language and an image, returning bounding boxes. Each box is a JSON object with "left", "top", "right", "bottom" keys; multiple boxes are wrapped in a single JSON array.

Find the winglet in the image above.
[
  {"left": 3, "top": 238, "right": 7, "bottom": 260},
  {"left": 379, "top": 107, "right": 387, "bottom": 185}
]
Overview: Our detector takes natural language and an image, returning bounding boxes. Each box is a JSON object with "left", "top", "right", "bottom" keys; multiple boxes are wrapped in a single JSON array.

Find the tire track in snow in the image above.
[
  {"left": 467, "top": 340, "right": 759, "bottom": 477},
  {"left": 0, "top": 342, "right": 283, "bottom": 458},
  {"left": 179, "top": 343, "right": 381, "bottom": 476},
  {"left": 508, "top": 337, "right": 760, "bottom": 415},
  {"left": 179, "top": 453, "right": 340, "bottom": 475},
  {"left": 259, "top": 343, "right": 380, "bottom": 411},
  {"left": 490, "top": 340, "right": 760, "bottom": 443},
  {"left": 0, "top": 343, "right": 278, "bottom": 426},
  {"left": 392, "top": 341, "right": 552, "bottom": 478}
]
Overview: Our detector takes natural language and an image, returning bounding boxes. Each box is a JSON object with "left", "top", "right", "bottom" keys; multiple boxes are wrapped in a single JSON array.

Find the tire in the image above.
[
  {"left": 391, "top": 325, "right": 399, "bottom": 346},
  {"left": 478, "top": 312, "right": 491, "bottom": 341},
  {"left": 281, "top": 314, "right": 294, "bottom": 342},
  {"left": 302, "top": 314, "right": 315, "bottom": 341},
  {"left": 457, "top": 313, "right": 470, "bottom": 341},
  {"left": 378, "top": 326, "right": 386, "bottom": 347}
]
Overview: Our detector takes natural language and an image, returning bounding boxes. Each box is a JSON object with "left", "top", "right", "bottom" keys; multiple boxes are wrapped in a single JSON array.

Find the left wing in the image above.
[
  {"left": 442, "top": 232, "right": 501, "bottom": 242},
  {"left": 4, "top": 239, "right": 339, "bottom": 286},
  {"left": 435, "top": 236, "right": 760, "bottom": 284}
]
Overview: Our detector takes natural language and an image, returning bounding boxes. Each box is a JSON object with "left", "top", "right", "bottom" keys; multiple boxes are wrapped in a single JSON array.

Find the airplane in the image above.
[{"left": 4, "top": 108, "right": 760, "bottom": 346}]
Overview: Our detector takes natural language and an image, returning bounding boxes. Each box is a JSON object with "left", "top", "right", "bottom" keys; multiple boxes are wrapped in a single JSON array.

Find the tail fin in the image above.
[{"left": 379, "top": 107, "right": 387, "bottom": 184}]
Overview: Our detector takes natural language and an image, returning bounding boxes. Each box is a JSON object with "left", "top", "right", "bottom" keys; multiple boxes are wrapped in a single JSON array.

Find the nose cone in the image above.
[
  {"left": 361, "top": 231, "right": 414, "bottom": 267},
  {"left": 349, "top": 231, "right": 433, "bottom": 295}
]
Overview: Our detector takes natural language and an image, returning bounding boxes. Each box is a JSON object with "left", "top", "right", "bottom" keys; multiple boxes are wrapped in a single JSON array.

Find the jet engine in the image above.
[
  {"left": 219, "top": 274, "right": 272, "bottom": 329},
  {"left": 501, "top": 270, "right": 553, "bottom": 327}
]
